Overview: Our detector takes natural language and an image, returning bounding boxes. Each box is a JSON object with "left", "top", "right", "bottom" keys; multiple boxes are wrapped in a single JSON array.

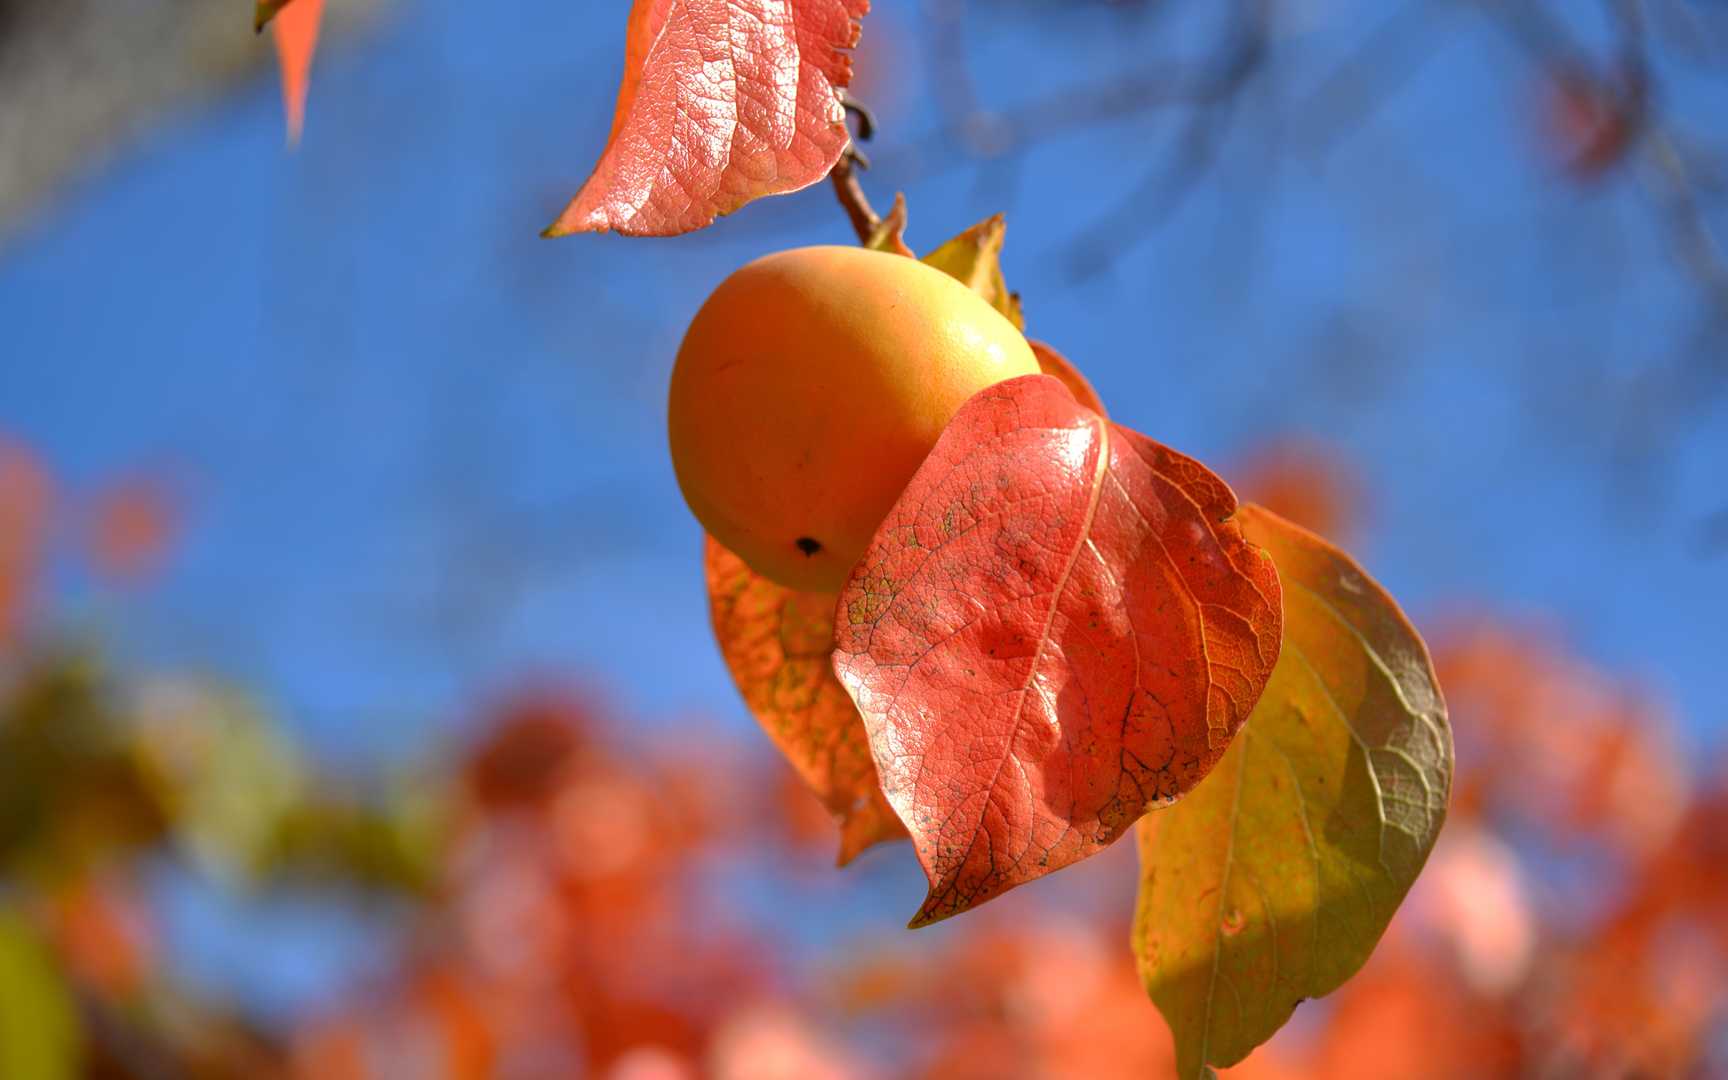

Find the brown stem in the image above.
[{"left": 829, "top": 150, "right": 879, "bottom": 244}]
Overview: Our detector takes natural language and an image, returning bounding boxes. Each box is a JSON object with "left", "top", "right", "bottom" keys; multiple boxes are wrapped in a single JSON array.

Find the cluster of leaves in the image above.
[
  {"left": 0, "top": 437, "right": 442, "bottom": 1078},
  {"left": 0, "top": 438, "right": 177, "bottom": 649},
  {"left": 701, "top": 207, "right": 1455, "bottom": 1075},
  {"left": 293, "top": 693, "right": 791, "bottom": 1076},
  {"left": 500, "top": 0, "right": 1452, "bottom": 1069}
]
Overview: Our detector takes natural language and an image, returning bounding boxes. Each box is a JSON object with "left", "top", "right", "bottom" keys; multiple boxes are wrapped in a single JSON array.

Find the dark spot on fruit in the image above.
[{"left": 795, "top": 537, "right": 823, "bottom": 557}]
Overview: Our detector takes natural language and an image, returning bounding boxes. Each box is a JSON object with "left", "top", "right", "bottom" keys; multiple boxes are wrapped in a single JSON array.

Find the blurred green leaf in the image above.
[
  {"left": 0, "top": 910, "right": 81, "bottom": 1079},
  {"left": 131, "top": 679, "right": 444, "bottom": 892},
  {"left": 0, "top": 655, "right": 167, "bottom": 880},
  {"left": 261, "top": 770, "right": 446, "bottom": 893},
  {"left": 132, "top": 681, "right": 305, "bottom": 885}
]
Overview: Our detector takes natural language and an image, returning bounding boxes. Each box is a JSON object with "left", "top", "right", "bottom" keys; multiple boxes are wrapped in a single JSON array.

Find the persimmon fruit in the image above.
[{"left": 669, "top": 245, "right": 1040, "bottom": 593}]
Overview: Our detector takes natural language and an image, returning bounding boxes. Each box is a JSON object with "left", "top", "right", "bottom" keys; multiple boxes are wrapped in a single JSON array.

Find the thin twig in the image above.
[
  {"left": 830, "top": 151, "right": 879, "bottom": 244},
  {"left": 1063, "top": 0, "right": 1268, "bottom": 277},
  {"left": 830, "top": 95, "right": 881, "bottom": 243}
]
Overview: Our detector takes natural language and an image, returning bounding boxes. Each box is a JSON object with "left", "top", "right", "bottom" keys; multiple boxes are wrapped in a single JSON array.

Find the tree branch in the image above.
[{"left": 830, "top": 149, "right": 879, "bottom": 244}]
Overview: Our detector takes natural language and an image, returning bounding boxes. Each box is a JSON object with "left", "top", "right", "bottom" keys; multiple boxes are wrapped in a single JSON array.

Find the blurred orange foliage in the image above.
[
  {"left": 2, "top": 428, "right": 1724, "bottom": 1078},
  {"left": 87, "top": 473, "right": 179, "bottom": 586},
  {"left": 276, "top": 619, "right": 1722, "bottom": 1078},
  {"left": 48, "top": 873, "right": 157, "bottom": 999},
  {"left": 1229, "top": 438, "right": 1363, "bottom": 545},
  {"left": 0, "top": 437, "right": 50, "bottom": 653},
  {"left": 295, "top": 693, "right": 775, "bottom": 1077}
]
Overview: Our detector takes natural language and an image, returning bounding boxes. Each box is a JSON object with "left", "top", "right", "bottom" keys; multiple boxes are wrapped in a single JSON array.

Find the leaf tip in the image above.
[
  {"left": 270, "top": 0, "right": 321, "bottom": 145},
  {"left": 906, "top": 890, "right": 958, "bottom": 930}
]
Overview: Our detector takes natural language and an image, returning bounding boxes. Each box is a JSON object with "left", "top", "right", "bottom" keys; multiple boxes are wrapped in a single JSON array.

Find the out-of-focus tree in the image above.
[
  {"left": 0, "top": 429, "right": 442, "bottom": 1077},
  {"left": 5, "top": 426, "right": 1721, "bottom": 1076}
]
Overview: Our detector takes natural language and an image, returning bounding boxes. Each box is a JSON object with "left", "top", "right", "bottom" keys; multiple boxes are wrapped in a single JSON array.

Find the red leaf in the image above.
[
  {"left": 706, "top": 537, "right": 905, "bottom": 865},
  {"left": 272, "top": 0, "right": 325, "bottom": 144},
  {"left": 545, "top": 0, "right": 868, "bottom": 237},
  {"left": 833, "top": 374, "right": 1282, "bottom": 925}
]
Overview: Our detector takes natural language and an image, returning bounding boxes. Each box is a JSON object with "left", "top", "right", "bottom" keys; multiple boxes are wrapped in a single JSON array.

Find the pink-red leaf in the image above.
[
  {"left": 832, "top": 374, "right": 1282, "bottom": 926},
  {"left": 706, "top": 537, "right": 905, "bottom": 865},
  {"left": 545, "top": 0, "right": 868, "bottom": 238}
]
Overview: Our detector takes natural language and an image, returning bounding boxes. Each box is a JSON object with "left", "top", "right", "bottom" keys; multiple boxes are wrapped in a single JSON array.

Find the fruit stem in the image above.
[
  {"left": 829, "top": 152, "right": 879, "bottom": 244},
  {"left": 830, "top": 93, "right": 880, "bottom": 244}
]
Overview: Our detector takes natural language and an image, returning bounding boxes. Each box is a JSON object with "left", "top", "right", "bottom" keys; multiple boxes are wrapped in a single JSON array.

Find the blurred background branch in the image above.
[
  {"left": 879, "top": 0, "right": 1727, "bottom": 321},
  {"left": 0, "top": 0, "right": 382, "bottom": 245}
]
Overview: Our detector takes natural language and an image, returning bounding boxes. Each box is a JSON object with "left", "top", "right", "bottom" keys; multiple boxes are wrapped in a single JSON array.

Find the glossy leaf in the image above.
[
  {"left": 833, "top": 375, "right": 1282, "bottom": 926},
  {"left": 1134, "top": 504, "right": 1451, "bottom": 1079},
  {"left": 272, "top": 0, "right": 324, "bottom": 144},
  {"left": 706, "top": 537, "right": 904, "bottom": 865},
  {"left": 545, "top": 0, "right": 868, "bottom": 237},
  {"left": 920, "top": 214, "right": 1024, "bottom": 330}
]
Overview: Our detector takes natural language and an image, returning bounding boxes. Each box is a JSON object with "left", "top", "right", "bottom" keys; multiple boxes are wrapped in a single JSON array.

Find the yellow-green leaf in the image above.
[
  {"left": 1133, "top": 504, "right": 1452, "bottom": 1079},
  {"left": 0, "top": 910, "right": 80, "bottom": 1080},
  {"left": 920, "top": 214, "right": 1024, "bottom": 330}
]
